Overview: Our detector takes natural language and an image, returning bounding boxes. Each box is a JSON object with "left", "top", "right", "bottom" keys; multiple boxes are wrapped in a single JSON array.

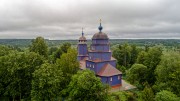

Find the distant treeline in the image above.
[{"left": 0, "top": 39, "right": 180, "bottom": 48}]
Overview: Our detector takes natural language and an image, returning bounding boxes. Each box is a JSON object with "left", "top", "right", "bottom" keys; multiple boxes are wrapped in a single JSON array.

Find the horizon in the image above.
[{"left": 1, "top": 38, "right": 180, "bottom": 40}]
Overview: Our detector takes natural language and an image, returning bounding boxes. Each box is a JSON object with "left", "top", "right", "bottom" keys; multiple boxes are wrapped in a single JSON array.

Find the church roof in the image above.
[
  {"left": 92, "top": 19, "right": 109, "bottom": 39},
  {"left": 92, "top": 32, "right": 108, "bottom": 39},
  {"left": 79, "top": 28, "right": 87, "bottom": 41},
  {"left": 97, "top": 63, "right": 122, "bottom": 76},
  {"left": 79, "top": 36, "right": 86, "bottom": 41}
]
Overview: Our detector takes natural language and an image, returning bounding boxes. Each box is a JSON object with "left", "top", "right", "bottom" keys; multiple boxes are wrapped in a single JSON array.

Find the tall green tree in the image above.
[
  {"left": 52, "top": 42, "right": 71, "bottom": 62},
  {"left": 0, "top": 52, "right": 44, "bottom": 100},
  {"left": 155, "top": 90, "right": 180, "bottom": 101},
  {"left": 136, "top": 47, "right": 162, "bottom": 85},
  {"left": 154, "top": 52, "right": 180, "bottom": 96},
  {"left": 129, "top": 45, "right": 139, "bottom": 65},
  {"left": 139, "top": 85, "right": 155, "bottom": 101},
  {"left": 67, "top": 70, "right": 109, "bottom": 101},
  {"left": 31, "top": 63, "right": 64, "bottom": 101},
  {"left": 113, "top": 43, "right": 132, "bottom": 67},
  {"left": 29, "top": 36, "right": 48, "bottom": 57},
  {"left": 126, "top": 64, "right": 148, "bottom": 89},
  {"left": 56, "top": 48, "right": 79, "bottom": 98},
  {"left": 60, "top": 42, "right": 71, "bottom": 53},
  {"left": 0, "top": 45, "right": 14, "bottom": 56}
]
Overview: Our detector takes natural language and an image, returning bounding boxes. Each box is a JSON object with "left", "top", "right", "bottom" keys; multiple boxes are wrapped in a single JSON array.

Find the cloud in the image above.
[{"left": 0, "top": 0, "right": 180, "bottom": 39}]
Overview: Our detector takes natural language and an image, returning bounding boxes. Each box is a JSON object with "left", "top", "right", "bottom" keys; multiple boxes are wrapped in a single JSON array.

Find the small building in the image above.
[{"left": 77, "top": 21, "right": 122, "bottom": 87}]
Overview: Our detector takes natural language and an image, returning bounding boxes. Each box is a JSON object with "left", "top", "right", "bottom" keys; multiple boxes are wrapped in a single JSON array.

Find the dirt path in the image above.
[{"left": 110, "top": 80, "right": 136, "bottom": 92}]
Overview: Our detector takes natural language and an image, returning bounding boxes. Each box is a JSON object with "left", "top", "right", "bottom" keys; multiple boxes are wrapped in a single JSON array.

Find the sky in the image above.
[{"left": 0, "top": 0, "right": 180, "bottom": 39}]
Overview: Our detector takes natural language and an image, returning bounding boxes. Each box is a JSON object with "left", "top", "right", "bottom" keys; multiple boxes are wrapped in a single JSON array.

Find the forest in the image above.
[{"left": 0, "top": 37, "right": 180, "bottom": 101}]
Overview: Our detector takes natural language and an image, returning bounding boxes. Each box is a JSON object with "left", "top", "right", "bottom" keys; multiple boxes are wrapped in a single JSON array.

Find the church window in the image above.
[
  {"left": 110, "top": 77, "right": 112, "bottom": 81},
  {"left": 118, "top": 76, "right": 120, "bottom": 80},
  {"left": 93, "top": 65, "right": 94, "bottom": 68},
  {"left": 92, "top": 46, "right": 95, "bottom": 50},
  {"left": 90, "top": 64, "right": 91, "bottom": 67}
]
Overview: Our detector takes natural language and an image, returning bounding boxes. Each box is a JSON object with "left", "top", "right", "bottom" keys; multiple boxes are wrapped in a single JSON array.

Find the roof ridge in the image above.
[{"left": 97, "top": 63, "right": 122, "bottom": 76}]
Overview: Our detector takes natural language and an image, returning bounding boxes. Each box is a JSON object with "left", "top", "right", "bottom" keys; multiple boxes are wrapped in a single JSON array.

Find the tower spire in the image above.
[
  {"left": 82, "top": 27, "right": 84, "bottom": 36},
  {"left": 98, "top": 19, "right": 103, "bottom": 32}
]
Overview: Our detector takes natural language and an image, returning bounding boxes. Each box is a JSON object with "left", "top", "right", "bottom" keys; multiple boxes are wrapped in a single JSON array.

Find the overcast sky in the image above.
[{"left": 0, "top": 0, "right": 180, "bottom": 39}]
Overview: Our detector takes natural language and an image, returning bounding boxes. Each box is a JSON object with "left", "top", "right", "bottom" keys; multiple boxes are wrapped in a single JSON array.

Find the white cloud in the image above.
[{"left": 0, "top": 0, "right": 180, "bottom": 39}]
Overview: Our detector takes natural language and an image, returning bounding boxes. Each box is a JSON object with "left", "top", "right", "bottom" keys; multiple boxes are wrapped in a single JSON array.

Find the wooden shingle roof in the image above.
[{"left": 97, "top": 63, "right": 122, "bottom": 76}]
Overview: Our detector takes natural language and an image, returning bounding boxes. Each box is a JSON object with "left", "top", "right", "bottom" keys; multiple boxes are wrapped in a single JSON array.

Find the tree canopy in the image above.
[
  {"left": 31, "top": 63, "right": 64, "bottom": 101},
  {"left": 67, "top": 70, "right": 109, "bottom": 101},
  {"left": 154, "top": 52, "right": 180, "bottom": 96},
  {"left": 155, "top": 90, "right": 180, "bottom": 101},
  {"left": 29, "top": 36, "right": 48, "bottom": 57}
]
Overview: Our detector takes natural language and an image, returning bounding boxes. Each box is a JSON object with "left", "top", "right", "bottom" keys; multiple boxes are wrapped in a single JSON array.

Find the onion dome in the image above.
[
  {"left": 92, "top": 19, "right": 108, "bottom": 39},
  {"left": 92, "top": 32, "right": 108, "bottom": 39},
  {"left": 79, "top": 28, "right": 87, "bottom": 41},
  {"left": 79, "top": 36, "right": 86, "bottom": 41}
]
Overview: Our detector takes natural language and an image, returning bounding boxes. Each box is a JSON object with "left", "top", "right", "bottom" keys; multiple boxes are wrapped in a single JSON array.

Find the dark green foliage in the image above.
[
  {"left": 48, "top": 46, "right": 58, "bottom": 55},
  {"left": 0, "top": 45, "right": 14, "bottom": 56},
  {"left": 154, "top": 52, "right": 180, "bottom": 96},
  {"left": 155, "top": 90, "right": 180, "bottom": 101},
  {"left": 139, "top": 85, "right": 155, "bottom": 101},
  {"left": 60, "top": 42, "right": 71, "bottom": 53},
  {"left": 0, "top": 51, "right": 44, "bottom": 100},
  {"left": 126, "top": 64, "right": 148, "bottom": 89},
  {"left": 116, "top": 64, "right": 126, "bottom": 73},
  {"left": 1, "top": 38, "right": 180, "bottom": 100},
  {"left": 52, "top": 42, "right": 71, "bottom": 62},
  {"left": 130, "top": 45, "right": 139, "bottom": 65},
  {"left": 56, "top": 48, "right": 79, "bottom": 90},
  {"left": 31, "top": 63, "right": 64, "bottom": 101},
  {"left": 52, "top": 48, "right": 63, "bottom": 62},
  {"left": 29, "top": 36, "right": 48, "bottom": 57},
  {"left": 67, "top": 70, "right": 109, "bottom": 101},
  {"left": 113, "top": 43, "right": 140, "bottom": 69},
  {"left": 110, "top": 91, "right": 136, "bottom": 101},
  {"left": 136, "top": 47, "right": 162, "bottom": 85}
]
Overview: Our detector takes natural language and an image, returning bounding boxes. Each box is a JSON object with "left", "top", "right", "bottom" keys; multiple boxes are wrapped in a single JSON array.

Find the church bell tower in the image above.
[{"left": 77, "top": 28, "right": 88, "bottom": 61}]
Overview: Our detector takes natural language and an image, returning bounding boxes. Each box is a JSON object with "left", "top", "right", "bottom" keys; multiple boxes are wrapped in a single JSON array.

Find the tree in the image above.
[
  {"left": 0, "top": 51, "right": 44, "bottom": 100},
  {"left": 129, "top": 45, "right": 139, "bottom": 65},
  {"left": 126, "top": 64, "right": 148, "bottom": 89},
  {"left": 52, "top": 42, "right": 71, "bottom": 62},
  {"left": 60, "top": 42, "right": 71, "bottom": 53},
  {"left": 143, "top": 47, "right": 162, "bottom": 69},
  {"left": 139, "top": 85, "right": 155, "bottom": 101},
  {"left": 110, "top": 91, "right": 135, "bottom": 101},
  {"left": 155, "top": 90, "right": 180, "bottom": 101},
  {"left": 154, "top": 52, "right": 180, "bottom": 96},
  {"left": 52, "top": 48, "right": 63, "bottom": 62},
  {"left": 67, "top": 70, "right": 109, "bottom": 101},
  {"left": 136, "top": 51, "right": 147, "bottom": 64},
  {"left": 136, "top": 46, "right": 162, "bottom": 85},
  {"left": 56, "top": 48, "right": 79, "bottom": 83},
  {"left": 0, "top": 45, "right": 14, "bottom": 56},
  {"left": 31, "top": 63, "right": 64, "bottom": 101},
  {"left": 113, "top": 43, "right": 132, "bottom": 68},
  {"left": 29, "top": 36, "right": 48, "bottom": 57},
  {"left": 48, "top": 46, "right": 58, "bottom": 55}
]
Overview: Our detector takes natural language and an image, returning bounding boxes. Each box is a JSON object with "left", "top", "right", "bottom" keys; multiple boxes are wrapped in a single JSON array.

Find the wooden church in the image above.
[{"left": 77, "top": 20, "right": 122, "bottom": 88}]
